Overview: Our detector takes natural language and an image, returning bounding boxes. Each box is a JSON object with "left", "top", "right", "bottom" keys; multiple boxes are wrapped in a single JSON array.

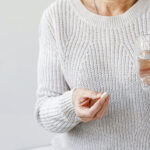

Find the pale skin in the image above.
[
  {"left": 72, "top": 88, "right": 110, "bottom": 122},
  {"left": 72, "top": 0, "right": 138, "bottom": 123},
  {"left": 81, "top": 0, "right": 138, "bottom": 16}
]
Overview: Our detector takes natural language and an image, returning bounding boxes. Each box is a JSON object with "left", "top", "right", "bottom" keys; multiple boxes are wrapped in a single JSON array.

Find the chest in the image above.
[
  {"left": 60, "top": 19, "right": 150, "bottom": 93},
  {"left": 64, "top": 35, "right": 138, "bottom": 91}
]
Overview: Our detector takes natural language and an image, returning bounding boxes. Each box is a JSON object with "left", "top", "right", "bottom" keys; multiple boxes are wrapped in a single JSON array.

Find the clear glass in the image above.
[{"left": 135, "top": 34, "right": 150, "bottom": 91}]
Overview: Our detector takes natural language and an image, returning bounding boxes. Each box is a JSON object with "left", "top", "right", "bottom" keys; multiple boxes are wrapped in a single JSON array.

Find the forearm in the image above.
[{"left": 34, "top": 88, "right": 82, "bottom": 133}]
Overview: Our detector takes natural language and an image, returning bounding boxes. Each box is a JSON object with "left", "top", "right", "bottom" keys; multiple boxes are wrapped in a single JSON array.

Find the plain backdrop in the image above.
[{"left": 0, "top": 0, "right": 57, "bottom": 149}]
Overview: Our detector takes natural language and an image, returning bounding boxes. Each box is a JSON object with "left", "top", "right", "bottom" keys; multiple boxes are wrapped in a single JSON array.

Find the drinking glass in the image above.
[{"left": 135, "top": 34, "right": 150, "bottom": 91}]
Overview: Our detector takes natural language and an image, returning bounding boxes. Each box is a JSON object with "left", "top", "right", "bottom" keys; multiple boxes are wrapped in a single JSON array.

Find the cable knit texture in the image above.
[{"left": 34, "top": 0, "right": 150, "bottom": 149}]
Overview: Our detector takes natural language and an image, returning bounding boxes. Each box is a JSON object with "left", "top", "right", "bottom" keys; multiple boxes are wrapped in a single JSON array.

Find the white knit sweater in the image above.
[{"left": 34, "top": 0, "right": 150, "bottom": 149}]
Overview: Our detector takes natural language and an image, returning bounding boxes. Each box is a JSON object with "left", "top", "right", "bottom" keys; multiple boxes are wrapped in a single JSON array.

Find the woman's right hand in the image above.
[{"left": 72, "top": 88, "right": 110, "bottom": 123}]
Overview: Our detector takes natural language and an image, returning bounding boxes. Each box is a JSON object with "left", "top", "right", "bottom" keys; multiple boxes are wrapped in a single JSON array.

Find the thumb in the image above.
[{"left": 83, "top": 90, "right": 104, "bottom": 100}]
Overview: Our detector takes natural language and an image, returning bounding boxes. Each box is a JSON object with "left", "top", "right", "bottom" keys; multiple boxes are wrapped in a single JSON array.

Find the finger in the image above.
[
  {"left": 95, "top": 92, "right": 104, "bottom": 98},
  {"left": 93, "top": 95, "right": 110, "bottom": 119},
  {"left": 82, "top": 95, "right": 110, "bottom": 121},
  {"left": 77, "top": 93, "right": 109, "bottom": 118},
  {"left": 76, "top": 105, "right": 91, "bottom": 117},
  {"left": 89, "top": 92, "right": 105, "bottom": 107},
  {"left": 93, "top": 101, "right": 108, "bottom": 120},
  {"left": 80, "top": 97, "right": 90, "bottom": 104},
  {"left": 87, "top": 95, "right": 106, "bottom": 118},
  {"left": 93, "top": 96, "right": 109, "bottom": 119},
  {"left": 101, "top": 98, "right": 109, "bottom": 116},
  {"left": 80, "top": 91, "right": 104, "bottom": 106},
  {"left": 82, "top": 90, "right": 104, "bottom": 100},
  {"left": 79, "top": 100, "right": 108, "bottom": 122},
  {"left": 101, "top": 92, "right": 109, "bottom": 101},
  {"left": 80, "top": 99, "right": 90, "bottom": 106},
  {"left": 77, "top": 100, "right": 101, "bottom": 118}
]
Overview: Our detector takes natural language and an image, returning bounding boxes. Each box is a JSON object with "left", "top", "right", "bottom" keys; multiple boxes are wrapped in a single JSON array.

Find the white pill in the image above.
[{"left": 101, "top": 92, "right": 109, "bottom": 100}]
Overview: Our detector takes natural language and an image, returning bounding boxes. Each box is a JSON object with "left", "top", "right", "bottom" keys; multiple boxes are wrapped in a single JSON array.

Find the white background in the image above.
[{"left": 0, "top": 0, "right": 56, "bottom": 149}]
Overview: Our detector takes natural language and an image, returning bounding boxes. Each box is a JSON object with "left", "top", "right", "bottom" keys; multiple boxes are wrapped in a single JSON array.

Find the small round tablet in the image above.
[{"left": 101, "top": 92, "right": 109, "bottom": 100}]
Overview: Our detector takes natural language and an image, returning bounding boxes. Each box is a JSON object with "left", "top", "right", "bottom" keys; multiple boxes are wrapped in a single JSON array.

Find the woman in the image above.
[{"left": 34, "top": 0, "right": 150, "bottom": 149}]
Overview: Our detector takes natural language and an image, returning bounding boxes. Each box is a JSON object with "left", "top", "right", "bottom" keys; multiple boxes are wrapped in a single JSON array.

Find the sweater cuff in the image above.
[{"left": 60, "top": 87, "right": 82, "bottom": 123}]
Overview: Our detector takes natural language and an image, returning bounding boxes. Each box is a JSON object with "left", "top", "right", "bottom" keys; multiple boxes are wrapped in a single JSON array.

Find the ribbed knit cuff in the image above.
[{"left": 60, "top": 87, "right": 82, "bottom": 123}]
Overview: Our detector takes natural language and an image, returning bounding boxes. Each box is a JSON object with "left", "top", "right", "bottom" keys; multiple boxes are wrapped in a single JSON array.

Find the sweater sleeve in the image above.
[{"left": 34, "top": 8, "right": 82, "bottom": 133}]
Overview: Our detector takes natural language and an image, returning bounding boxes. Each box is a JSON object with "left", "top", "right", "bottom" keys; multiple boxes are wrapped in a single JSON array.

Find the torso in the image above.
[{"left": 48, "top": 0, "right": 150, "bottom": 149}]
